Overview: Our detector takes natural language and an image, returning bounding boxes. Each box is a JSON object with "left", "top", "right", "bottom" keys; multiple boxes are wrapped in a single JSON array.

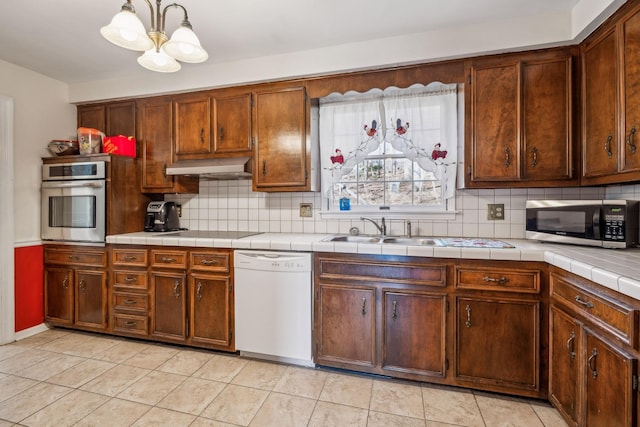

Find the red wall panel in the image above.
[{"left": 14, "top": 245, "right": 44, "bottom": 331}]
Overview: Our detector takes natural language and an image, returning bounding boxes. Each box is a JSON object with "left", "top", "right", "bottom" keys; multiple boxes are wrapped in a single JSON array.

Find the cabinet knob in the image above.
[
  {"left": 79, "top": 279, "right": 87, "bottom": 292},
  {"left": 196, "top": 282, "right": 203, "bottom": 300},
  {"left": 465, "top": 304, "right": 472, "bottom": 328},
  {"left": 200, "top": 128, "right": 205, "bottom": 143},
  {"left": 531, "top": 146, "right": 538, "bottom": 167},
  {"left": 504, "top": 146, "right": 511, "bottom": 168},
  {"left": 219, "top": 126, "right": 225, "bottom": 141},
  {"left": 604, "top": 135, "right": 613, "bottom": 158},
  {"left": 173, "top": 280, "right": 181, "bottom": 298}
]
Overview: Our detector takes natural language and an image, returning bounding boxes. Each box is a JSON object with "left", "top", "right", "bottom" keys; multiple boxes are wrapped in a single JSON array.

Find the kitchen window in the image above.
[{"left": 319, "top": 82, "right": 460, "bottom": 216}]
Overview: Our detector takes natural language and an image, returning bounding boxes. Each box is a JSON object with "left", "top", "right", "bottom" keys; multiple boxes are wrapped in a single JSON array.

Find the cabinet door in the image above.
[
  {"left": 469, "top": 61, "right": 520, "bottom": 182},
  {"left": 174, "top": 95, "right": 212, "bottom": 158},
  {"left": 150, "top": 271, "right": 187, "bottom": 341},
  {"left": 189, "top": 274, "right": 232, "bottom": 349},
  {"left": 44, "top": 267, "right": 74, "bottom": 325},
  {"left": 456, "top": 297, "right": 540, "bottom": 393},
  {"left": 139, "top": 97, "right": 175, "bottom": 191},
  {"left": 75, "top": 269, "right": 108, "bottom": 330},
  {"left": 138, "top": 98, "right": 198, "bottom": 193},
  {"left": 522, "top": 57, "right": 574, "bottom": 182},
  {"left": 213, "top": 93, "right": 252, "bottom": 155},
  {"left": 77, "top": 105, "right": 106, "bottom": 132},
  {"left": 382, "top": 291, "right": 446, "bottom": 379},
  {"left": 622, "top": 8, "right": 640, "bottom": 173},
  {"left": 253, "top": 87, "right": 308, "bottom": 190},
  {"left": 105, "top": 101, "right": 136, "bottom": 137},
  {"left": 549, "top": 306, "right": 581, "bottom": 427},
  {"left": 315, "top": 284, "right": 375, "bottom": 368},
  {"left": 583, "top": 29, "right": 618, "bottom": 179},
  {"left": 584, "top": 329, "right": 637, "bottom": 427}
]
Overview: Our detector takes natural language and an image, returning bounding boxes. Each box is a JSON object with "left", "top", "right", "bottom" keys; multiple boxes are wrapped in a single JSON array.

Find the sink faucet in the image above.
[{"left": 360, "top": 217, "right": 386, "bottom": 237}]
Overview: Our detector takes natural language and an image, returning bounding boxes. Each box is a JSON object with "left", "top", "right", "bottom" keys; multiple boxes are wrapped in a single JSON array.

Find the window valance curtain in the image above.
[{"left": 319, "top": 82, "right": 459, "bottom": 200}]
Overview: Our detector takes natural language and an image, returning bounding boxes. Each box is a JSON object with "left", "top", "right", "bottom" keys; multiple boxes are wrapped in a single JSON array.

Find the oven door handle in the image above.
[{"left": 42, "top": 181, "right": 104, "bottom": 189}]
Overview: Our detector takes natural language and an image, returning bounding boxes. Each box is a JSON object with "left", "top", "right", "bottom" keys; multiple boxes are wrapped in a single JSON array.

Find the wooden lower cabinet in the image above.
[
  {"left": 44, "top": 245, "right": 108, "bottom": 332},
  {"left": 383, "top": 290, "right": 447, "bottom": 378},
  {"left": 455, "top": 297, "right": 540, "bottom": 394},
  {"left": 150, "top": 270, "right": 188, "bottom": 342},
  {"left": 315, "top": 284, "right": 376, "bottom": 369},
  {"left": 549, "top": 267, "right": 639, "bottom": 426},
  {"left": 189, "top": 274, "right": 233, "bottom": 348}
]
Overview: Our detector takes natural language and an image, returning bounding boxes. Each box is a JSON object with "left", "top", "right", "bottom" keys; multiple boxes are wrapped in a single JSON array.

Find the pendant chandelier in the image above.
[{"left": 100, "top": 0, "right": 208, "bottom": 73}]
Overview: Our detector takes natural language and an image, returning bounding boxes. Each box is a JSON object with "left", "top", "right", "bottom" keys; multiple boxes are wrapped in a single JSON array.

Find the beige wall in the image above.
[{"left": 0, "top": 59, "right": 76, "bottom": 243}]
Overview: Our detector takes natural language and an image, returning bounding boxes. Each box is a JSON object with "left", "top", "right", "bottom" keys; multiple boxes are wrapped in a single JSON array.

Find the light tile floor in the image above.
[{"left": 0, "top": 329, "right": 568, "bottom": 427}]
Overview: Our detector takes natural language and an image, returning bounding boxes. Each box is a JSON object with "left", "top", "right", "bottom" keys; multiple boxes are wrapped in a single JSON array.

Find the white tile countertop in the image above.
[{"left": 107, "top": 232, "right": 640, "bottom": 301}]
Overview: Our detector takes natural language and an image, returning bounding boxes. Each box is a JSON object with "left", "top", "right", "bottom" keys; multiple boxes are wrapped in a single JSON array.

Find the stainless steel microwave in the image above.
[{"left": 525, "top": 200, "right": 639, "bottom": 248}]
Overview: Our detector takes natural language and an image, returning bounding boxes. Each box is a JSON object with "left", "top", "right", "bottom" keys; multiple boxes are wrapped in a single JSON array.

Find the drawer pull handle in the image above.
[
  {"left": 124, "top": 321, "right": 137, "bottom": 327},
  {"left": 392, "top": 300, "right": 397, "bottom": 320},
  {"left": 173, "top": 280, "right": 181, "bottom": 298},
  {"left": 483, "top": 276, "right": 509, "bottom": 284},
  {"left": 504, "top": 146, "right": 511, "bottom": 168},
  {"left": 628, "top": 127, "right": 637, "bottom": 154},
  {"left": 219, "top": 126, "right": 224, "bottom": 141},
  {"left": 262, "top": 160, "right": 267, "bottom": 177},
  {"left": 200, "top": 259, "right": 218, "bottom": 266},
  {"left": 161, "top": 257, "right": 177, "bottom": 263},
  {"left": 587, "top": 348, "right": 598, "bottom": 379},
  {"left": 604, "top": 134, "right": 613, "bottom": 158},
  {"left": 574, "top": 295, "right": 594, "bottom": 308},
  {"left": 124, "top": 299, "right": 137, "bottom": 305},
  {"left": 566, "top": 331, "right": 576, "bottom": 360},
  {"left": 531, "top": 146, "right": 538, "bottom": 167},
  {"left": 79, "top": 279, "right": 87, "bottom": 292},
  {"left": 124, "top": 276, "right": 138, "bottom": 283},
  {"left": 200, "top": 128, "right": 205, "bottom": 143},
  {"left": 465, "top": 304, "right": 472, "bottom": 328},
  {"left": 68, "top": 255, "right": 79, "bottom": 261},
  {"left": 196, "top": 282, "right": 203, "bottom": 300},
  {"left": 123, "top": 255, "right": 137, "bottom": 261},
  {"left": 62, "top": 274, "right": 69, "bottom": 289},
  {"left": 361, "top": 297, "right": 367, "bottom": 316}
]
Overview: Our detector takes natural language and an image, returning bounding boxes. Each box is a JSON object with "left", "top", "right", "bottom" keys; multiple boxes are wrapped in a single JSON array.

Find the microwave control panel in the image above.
[{"left": 603, "top": 206, "right": 625, "bottom": 241}]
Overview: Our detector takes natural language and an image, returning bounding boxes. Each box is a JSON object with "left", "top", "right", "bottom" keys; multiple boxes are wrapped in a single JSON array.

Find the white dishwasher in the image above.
[{"left": 234, "top": 250, "right": 313, "bottom": 367}]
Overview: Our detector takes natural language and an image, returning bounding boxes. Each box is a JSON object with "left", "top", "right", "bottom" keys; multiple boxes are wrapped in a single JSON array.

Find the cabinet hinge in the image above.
[{"left": 634, "top": 375, "right": 638, "bottom": 391}]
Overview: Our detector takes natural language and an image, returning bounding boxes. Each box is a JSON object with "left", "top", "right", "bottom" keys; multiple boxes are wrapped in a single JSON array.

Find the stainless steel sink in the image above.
[
  {"left": 323, "top": 235, "right": 444, "bottom": 246},
  {"left": 324, "top": 235, "right": 382, "bottom": 243},
  {"left": 382, "top": 237, "right": 444, "bottom": 246}
]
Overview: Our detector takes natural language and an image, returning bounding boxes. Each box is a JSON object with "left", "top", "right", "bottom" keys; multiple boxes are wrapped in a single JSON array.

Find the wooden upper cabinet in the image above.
[
  {"left": 213, "top": 92, "right": 252, "bottom": 155},
  {"left": 621, "top": 8, "right": 640, "bottom": 174},
  {"left": 467, "top": 49, "right": 576, "bottom": 187},
  {"left": 468, "top": 60, "right": 520, "bottom": 183},
  {"left": 253, "top": 86, "right": 309, "bottom": 191},
  {"left": 77, "top": 101, "right": 136, "bottom": 137},
  {"left": 174, "top": 94, "right": 212, "bottom": 159},
  {"left": 582, "top": 29, "right": 618, "bottom": 180},
  {"left": 137, "top": 96, "right": 198, "bottom": 194}
]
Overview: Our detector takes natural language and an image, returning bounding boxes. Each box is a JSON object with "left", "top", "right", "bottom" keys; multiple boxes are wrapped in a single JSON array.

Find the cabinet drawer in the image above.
[
  {"left": 112, "top": 314, "right": 148, "bottom": 336},
  {"left": 113, "top": 271, "right": 148, "bottom": 290},
  {"left": 455, "top": 266, "right": 540, "bottom": 293},
  {"left": 113, "top": 292, "right": 148, "bottom": 314},
  {"left": 150, "top": 250, "right": 187, "bottom": 269},
  {"left": 45, "top": 247, "right": 106, "bottom": 267},
  {"left": 190, "top": 251, "right": 230, "bottom": 273},
  {"left": 317, "top": 257, "right": 446, "bottom": 287},
  {"left": 112, "top": 248, "right": 148, "bottom": 267},
  {"left": 551, "top": 272, "right": 637, "bottom": 347}
]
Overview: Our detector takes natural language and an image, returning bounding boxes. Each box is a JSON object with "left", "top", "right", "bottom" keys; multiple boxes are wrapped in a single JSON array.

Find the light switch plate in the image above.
[
  {"left": 300, "top": 203, "right": 313, "bottom": 218},
  {"left": 487, "top": 203, "right": 504, "bottom": 220}
]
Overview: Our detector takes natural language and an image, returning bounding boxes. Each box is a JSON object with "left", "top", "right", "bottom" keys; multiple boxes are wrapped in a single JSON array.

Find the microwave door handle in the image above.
[
  {"left": 42, "top": 181, "right": 104, "bottom": 189},
  {"left": 593, "top": 209, "right": 601, "bottom": 239}
]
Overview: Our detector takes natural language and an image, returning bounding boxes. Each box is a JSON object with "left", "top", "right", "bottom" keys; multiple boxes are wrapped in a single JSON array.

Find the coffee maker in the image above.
[{"left": 144, "top": 201, "right": 180, "bottom": 232}]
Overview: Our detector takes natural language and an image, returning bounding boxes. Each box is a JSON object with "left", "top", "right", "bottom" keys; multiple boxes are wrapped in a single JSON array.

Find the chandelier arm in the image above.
[{"left": 161, "top": 3, "right": 191, "bottom": 32}]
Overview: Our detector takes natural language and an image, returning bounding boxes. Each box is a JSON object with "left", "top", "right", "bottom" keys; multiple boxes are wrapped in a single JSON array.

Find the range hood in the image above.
[{"left": 166, "top": 157, "right": 252, "bottom": 180}]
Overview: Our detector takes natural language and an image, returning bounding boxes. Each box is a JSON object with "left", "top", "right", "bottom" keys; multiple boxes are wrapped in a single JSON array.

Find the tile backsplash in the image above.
[{"left": 166, "top": 181, "right": 640, "bottom": 239}]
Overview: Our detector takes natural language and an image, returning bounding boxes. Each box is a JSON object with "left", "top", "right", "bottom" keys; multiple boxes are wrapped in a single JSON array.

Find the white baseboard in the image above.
[{"left": 13, "top": 323, "right": 49, "bottom": 342}]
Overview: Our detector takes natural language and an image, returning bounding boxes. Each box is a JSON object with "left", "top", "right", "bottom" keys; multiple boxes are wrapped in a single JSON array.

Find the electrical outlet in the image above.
[
  {"left": 487, "top": 203, "right": 505, "bottom": 220},
  {"left": 299, "top": 203, "right": 313, "bottom": 218}
]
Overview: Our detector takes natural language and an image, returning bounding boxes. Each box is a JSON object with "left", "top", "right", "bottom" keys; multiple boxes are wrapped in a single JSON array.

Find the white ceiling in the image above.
[{"left": 0, "top": 0, "right": 622, "bottom": 101}]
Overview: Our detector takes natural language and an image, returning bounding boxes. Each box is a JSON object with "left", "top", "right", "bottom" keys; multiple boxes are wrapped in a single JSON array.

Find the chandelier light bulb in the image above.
[
  {"left": 100, "top": 9, "right": 153, "bottom": 51},
  {"left": 163, "top": 25, "right": 208, "bottom": 63},
  {"left": 137, "top": 48, "right": 181, "bottom": 73}
]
